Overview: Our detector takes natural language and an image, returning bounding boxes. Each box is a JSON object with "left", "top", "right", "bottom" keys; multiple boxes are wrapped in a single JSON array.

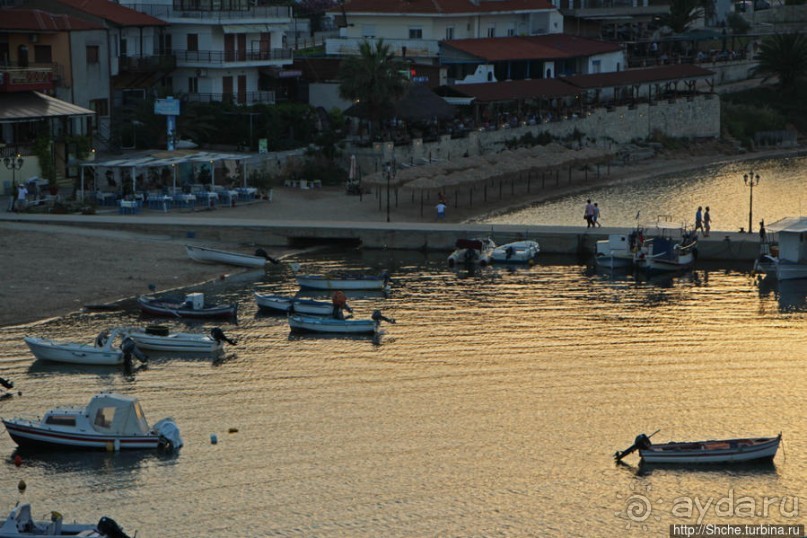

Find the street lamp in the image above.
[
  {"left": 385, "top": 160, "right": 396, "bottom": 223},
  {"left": 4, "top": 153, "right": 24, "bottom": 212},
  {"left": 743, "top": 171, "right": 760, "bottom": 234}
]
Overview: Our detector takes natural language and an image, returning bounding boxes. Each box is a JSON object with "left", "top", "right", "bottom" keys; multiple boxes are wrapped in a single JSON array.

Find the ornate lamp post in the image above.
[
  {"left": 385, "top": 160, "right": 396, "bottom": 223},
  {"left": 4, "top": 153, "right": 24, "bottom": 212},
  {"left": 743, "top": 171, "right": 760, "bottom": 234}
]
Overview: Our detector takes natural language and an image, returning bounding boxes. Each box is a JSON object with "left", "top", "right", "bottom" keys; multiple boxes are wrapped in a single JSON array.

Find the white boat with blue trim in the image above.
[
  {"left": 490, "top": 240, "right": 540, "bottom": 264},
  {"left": 288, "top": 310, "right": 395, "bottom": 334},
  {"left": 24, "top": 328, "right": 134, "bottom": 366},
  {"left": 0, "top": 504, "right": 132, "bottom": 538},
  {"left": 123, "top": 325, "right": 234, "bottom": 354}
]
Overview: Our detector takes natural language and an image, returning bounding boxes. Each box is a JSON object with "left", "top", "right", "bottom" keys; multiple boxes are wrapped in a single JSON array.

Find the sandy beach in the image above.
[{"left": 0, "top": 144, "right": 801, "bottom": 328}]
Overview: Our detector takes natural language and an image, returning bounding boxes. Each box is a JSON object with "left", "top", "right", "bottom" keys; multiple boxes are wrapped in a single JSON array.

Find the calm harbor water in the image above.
[
  {"left": 1, "top": 247, "right": 806, "bottom": 537},
  {"left": 483, "top": 153, "right": 807, "bottom": 231}
]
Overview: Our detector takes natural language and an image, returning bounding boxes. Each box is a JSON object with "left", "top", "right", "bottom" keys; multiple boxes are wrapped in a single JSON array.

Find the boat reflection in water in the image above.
[{"left": 773, "top": 278, "right": 807, "bottom": 312}]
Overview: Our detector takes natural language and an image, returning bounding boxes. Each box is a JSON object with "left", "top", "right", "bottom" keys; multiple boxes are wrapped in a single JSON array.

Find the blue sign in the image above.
[{"left": 154, "top": 97, "right": 180, "bottom": 116}]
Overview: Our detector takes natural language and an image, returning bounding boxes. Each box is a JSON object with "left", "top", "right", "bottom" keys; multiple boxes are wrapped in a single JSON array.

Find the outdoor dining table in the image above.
[{"left": 197, "top": 191, "right": 219, "bottom": 208}]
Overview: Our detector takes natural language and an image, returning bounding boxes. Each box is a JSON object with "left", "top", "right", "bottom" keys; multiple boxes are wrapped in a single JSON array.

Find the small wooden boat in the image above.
[
  {"left": 254, "top": 292, "right": 294, "bottom": 313},
  {"left": 295, "top": 272, "right": 390, "bottom": 291},
  {"left": 23, "top": 328, "right": 137, "bottom": 366},
  {"left": 447, "top": 238, "right": 496, "bottom": 267},
  {"left": 137, "top": 293, "right": 237, "bottom": 320},
  {"left": 615, "top": 432, "right": 781, "bottom": 464},
  {"left": 2, "top": 392, "right": 183, "bottom": 451},
  {"left": 490, "top": 240, "right": 540, "bottom": 264},
  {"left": 291, "top": 298, "right": 335, "bottom": 316},
  {"left": 0, "top": 504, "right": 132, "bottom": 537},
  {"left": 123, "top": 325, "right": 234, "bottom": 354},
  {"left": 288, "top": 310, "right": 395, "bottom": 334},
  {"left": 185, "top": 244, "right": 278, "bottom": 269}
]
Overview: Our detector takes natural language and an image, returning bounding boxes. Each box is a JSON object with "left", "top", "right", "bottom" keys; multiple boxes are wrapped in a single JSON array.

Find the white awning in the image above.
[
  {"left": 222, "top": 24, "right": 272, "bottom": 34},
  {"left": 767, "top": 217, "right": 807, "bottom": 233}
]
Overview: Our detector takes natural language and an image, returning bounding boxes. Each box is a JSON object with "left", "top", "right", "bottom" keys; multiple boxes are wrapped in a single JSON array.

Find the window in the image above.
[
  {"left": 187, "top": 34, "right": 198, "bottom": 52},
  {"left": 120, "top": 37, "right": 128, "bottom": 56},
  {"left": 90, "top": 98, "right": 109, "bottom": 117},
  {"left": 33, "top": 45, "right": 51, "bottom": 64},
  {"left": 188, "top": 76, "right": 198, "bottom": 94},
  {"left": 445, "top": 27, "right": 454, "bottom": 40},
  {"left": 409, "top": 27, "right": 423, "bottom": 39},
  {"left": 507, "top": 26, "right": 516, "bottom": 37},
  {"left": 361, "top": 25, "right": 376, "bottom": 38},
  {"left": 94, "top": 407, "right": 116, "bottom": 429},
  {"left": 86, "top": 45, "right": 99, "bottom": 64},
  {"left": 45, "top": 415, "right": 76, "bottom": 427},
  {"left": 592, "top": 60, "right": 601, "bottom": 74},
  {"left": 487, "top": 26, "right": 496, "bottom": 38}
]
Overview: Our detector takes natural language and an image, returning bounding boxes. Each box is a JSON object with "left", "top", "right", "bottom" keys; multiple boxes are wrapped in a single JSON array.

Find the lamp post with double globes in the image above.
[
  {"left": 4, "top": 153, "right": 24, "bottom": 212},
  {"left": 743, "top": 171, "right": 760, "bottom": 234}
]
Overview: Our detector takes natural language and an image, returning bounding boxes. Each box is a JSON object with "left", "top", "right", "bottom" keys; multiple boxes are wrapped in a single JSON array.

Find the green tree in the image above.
[
  {"left": 338, "top": 39, "right": 407, "bottom": 139},
  {"left": 753, "top": 32, "right": 807, "bottom": 90}
]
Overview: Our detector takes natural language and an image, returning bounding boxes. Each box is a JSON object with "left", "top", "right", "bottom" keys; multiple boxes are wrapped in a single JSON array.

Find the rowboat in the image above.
[
  {"left": 0, "top": 504, "right": 132, "bottom": 537},
  {"left": 490, "top": 240, "right": 540, "bottom": 264},
  {"left": 137, "top": 293, "right": 237, "bottom": 320},
  {"left": 295, "top": 272, "right": 390, "bottom": 291},
  {"left": 615, "top": 432, "right": 781, "bottom": 464},
  {"left": 254, "top": 293, "right": 294, "bottom": 313},
  {"left": 254, "top": 294, "right": 335, "bottom": 316},
  {"left": 2, "top": 392, "right": 183, "bottom": 451},
  {"left": 288, "top": 310, "right": 395, "bottom": 334},
  {"left": 123, "top": 325, "right": 234, "bottom": 354},
  {"left": 23, "top": 328, "right": 137, "bottom": 366},
  {"left": 447, "top": 238, "right": 496, "bottom": 267},
  {"left": 185, "top": 244, "right": 278, "bottom": 268}
]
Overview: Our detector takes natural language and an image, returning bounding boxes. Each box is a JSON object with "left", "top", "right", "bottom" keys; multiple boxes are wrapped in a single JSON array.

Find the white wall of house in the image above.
[
  {"left": 586, "top": 50, "right": 626, "bottom": 74},
  {"left": 68, "top": 30, "right": 111, "bottom": 115}
]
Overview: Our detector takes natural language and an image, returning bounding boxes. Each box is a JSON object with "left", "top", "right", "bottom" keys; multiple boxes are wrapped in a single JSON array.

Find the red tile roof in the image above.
[
  {"left": 444, "top": 35, "right": 623, "bottom": 61},
  {"left": 55, "top": 0, "right": 167, "bottom": 27},
  {"left": 561, "top": 64, "right": 714, "bottom": 89},
  {"left": 0, "top": 8, "right": 101, "bottom": 31},
  {"left": 340, "top": 0, "right": 555, "bottom": 14},
  {"left": 449, "top": 78, "right": 581, "bottom": 102}
]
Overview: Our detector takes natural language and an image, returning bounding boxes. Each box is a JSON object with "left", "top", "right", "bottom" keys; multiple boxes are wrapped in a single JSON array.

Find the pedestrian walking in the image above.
[
  {"left": 759, "top": 219, "right": 766, "bottom": 242},
  {"left": 436, "top": 201, "right": 446, "bottom": 221},
  {"left": 584, "top": 199, "right": 595, "bottom": 228},
  {"left": 15, "top": 183, "right": 27, "bottom": 213},
  {"left": 694, "top": 206, "right": 704, "bottom": 233},
  {"left": 703, "top": 206, "right": 711, "bottom": 237},
  {"left": 593, "top": 203, "right": 602, "bottom": 227}
]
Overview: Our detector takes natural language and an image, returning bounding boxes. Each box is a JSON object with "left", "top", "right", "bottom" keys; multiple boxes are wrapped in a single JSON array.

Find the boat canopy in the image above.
[{"left": 85, "top": 393, "right": 151, "bottom": 435}]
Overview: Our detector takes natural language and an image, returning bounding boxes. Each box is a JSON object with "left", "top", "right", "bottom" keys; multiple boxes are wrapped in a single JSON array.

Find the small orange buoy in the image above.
[{"left": 13, "top": 455, "right": 22, "bottom": 467}]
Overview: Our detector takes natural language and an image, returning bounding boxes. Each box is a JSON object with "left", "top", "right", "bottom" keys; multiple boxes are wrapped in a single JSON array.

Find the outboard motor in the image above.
[
  {"left": 371, "top": 310, "right": 396, "bottom": 324},
  {"left": 120, "top": 337, "right": 147, "bottom": 363},
  {"left": 0, "top": 377, "right": 13, "bottom": 390},
  {"left": 211, "top": 327, "right": 237, "bottom": 345},
  {"left": 96, "top": 516, "right": 132, "bottom": 538}
]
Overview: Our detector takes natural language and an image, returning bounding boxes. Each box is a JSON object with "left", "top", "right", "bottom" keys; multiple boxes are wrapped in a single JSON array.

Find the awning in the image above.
[
  {"left": 222, "top": 24, "right": 272, "bottom": 34},
  {"left": 0, "top": 91, "right": 95, "bottom": 123}
]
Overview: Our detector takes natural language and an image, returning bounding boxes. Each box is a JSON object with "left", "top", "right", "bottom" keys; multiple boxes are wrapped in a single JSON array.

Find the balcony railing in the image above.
[
  {"left": 0, "top": 66, "right": 54, "bottom": 93},
  {"left": 183, "top": 91, "right": 275, "bottom": 105},
  {"left": 175, "top": 49, "right": 293, "bottom": 64},
  {"left": 118, "top": 54, "right": 177, "bottom": 73},
  {"left": 122, "top": 2, "right": 292, "bottom": 19}
]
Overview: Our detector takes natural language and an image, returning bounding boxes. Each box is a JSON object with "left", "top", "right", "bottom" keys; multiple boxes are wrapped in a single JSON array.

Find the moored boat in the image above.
[
  {"left": 2, "top": 392, "right": 183, "bottom": 451},
  {"left": 291, "top": 298, "right": 334, "bottom": 316},
  {"left": 447, "top": 238, "right": 496, "bottom": 267},
  {"left": 185, "top": 244, "right": 278, "bottom": 268},
  {"left": 288, "top": 310, "right": 395, "bottom": 334},
  {"left": 123, "top": 325, "right": 234, "bottom": 354},
  {"left": 634, "top": 225, "right": 697, "bottom": 273},
  {"left": 137, "top": 293, "right": 237, "bottom": 320},
  {"left": 490, "top": 240, "right": 540, "bottom": 264},
  {"left": 23, "top": 328, "right": 138, "bottom": 366},
  {"left": 254, "top": 292, "right": 294, "bottom": 313},
  {"left": 0, "top": 503, "right": 132, "bottom": 538},
  {"left": 595, "top": 232, "right": 639, "bottom": 269},
  {"left": 615, "top": 432, "right": 781, "bottom": 464},
  {"left": 295, "top": 272, "right": 390, "bottom": 291}
]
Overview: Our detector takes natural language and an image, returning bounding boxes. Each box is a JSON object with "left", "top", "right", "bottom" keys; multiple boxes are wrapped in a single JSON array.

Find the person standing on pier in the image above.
[
  {"left": 593, "top": 203, "right": 602, "bottom": 227},
  {"left": 584, "top": 199, "right": 595, "bottom": 228},
  {"left": 704, "top": 206, "right": 712, "bottom": 237},
  {"left": 695, "top": 206, "right": 704, "bottom": 233}
]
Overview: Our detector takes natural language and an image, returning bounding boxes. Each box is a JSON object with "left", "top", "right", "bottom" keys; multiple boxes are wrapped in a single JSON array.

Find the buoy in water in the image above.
[
  {"left": 13, "top": 455, "right": 22, "bottom": 467},
  {"left": 17, "top": 479, "right": 26, "bottom": 491},
  {"left": 210, "top": 434, "right": 218, "bottom": 444}
]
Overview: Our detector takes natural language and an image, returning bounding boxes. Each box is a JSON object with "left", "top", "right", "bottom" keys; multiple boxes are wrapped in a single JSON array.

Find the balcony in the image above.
[
  {"left": 183, "top": 91, "right": 275, "bottom": 105},
  {"left": 119, "top": 54, "right": 177, "bottom": 73},
  {"left": 124, "top": 2, "right": 292, "bottom": 21},
  {"left": 0, "top": 66, "right": 54, "bottom": 93},
  {"left": 325, "top": 38, "right": 439, "bottom": 59},
  {"left": 175, "top": 48, "right": 293, "bottom": 66}
]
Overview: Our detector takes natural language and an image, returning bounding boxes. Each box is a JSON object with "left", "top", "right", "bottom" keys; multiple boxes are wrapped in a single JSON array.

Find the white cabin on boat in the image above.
[{"left": 768, "top": 217, "right": 807, "bottom": 280}]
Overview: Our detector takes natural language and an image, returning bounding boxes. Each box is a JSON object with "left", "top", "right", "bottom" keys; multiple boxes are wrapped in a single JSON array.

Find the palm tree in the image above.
[
  {"left": 338, "top": 39, "right": 407, "bottom": 139},
  {"left": 660, "top": 0, "right": 705, "bottom": 33},
  {"left": 753, "top": 32, "right": 807, "bottom": 91}
]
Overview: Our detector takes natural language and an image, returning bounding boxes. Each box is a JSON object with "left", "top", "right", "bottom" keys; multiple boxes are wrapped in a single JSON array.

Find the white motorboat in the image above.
[
  {"left": 616, "top": 432, "right": 781, "bottom": 465},
  {"left": 288, "top": 310, "right": 395, "bottom": 334},
  {"left": 634, "top": 224, "right": 697, "bottom": 273},
  {"left": 295, "top": 272, "right": 391, "bottom": 291},
  {"left": 2, "top": 392, "right": 182, "bottom": 451},
  {"left": 255, "top": 292, "right": 294, "bottom": 313},
  {"left": 595, "top": 233, "right": 638, "bottom": 269},
  {"left": 123, "top": 325, "right": 234, "bottom": 354},
  {"left": 185, "top": 244, "right": 278, "bottom": 268},
  {"left": 0, "top": 504, "right": 131, "bottom": 537},
  {"left": 23, "top": 328, "right": 139, "bottom": 366},
  {"left": 490, "top": 240, "right": 540, "bottom": 264},
  {"left": 447, "top": 238, "right": 496, "bottom": 267}
]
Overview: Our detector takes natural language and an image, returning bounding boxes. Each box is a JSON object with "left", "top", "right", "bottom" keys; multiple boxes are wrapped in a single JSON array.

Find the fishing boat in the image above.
[
  {"left": 23, "top": 328, "right": 140, "bottom": 366},
  {"left": 595, "top": 233, "right": 639, "bottom": 270},
  {"left": 0, "top": 503, "right": 132, "bottom": 538},
  {"left": 123, "top": 325, "right": 234, "bottom": 354},
  {"left": 447, "top": 238, "right": 496, "bottom": 267},
  {"left": 185, "top": 244, "right": 278, "bottom": 268},
  {"left": 490, "top": 240, "right": 540, "bottom": 264},
  {"left": 291, "top": 298, "right": 334, "bottom": 316},
  {"left": 137, "top": 293, "right": 237, "bottom": 320},
  {"left": 615, "top": 432, "right": 781, "bottom": 464},
  {"left": 634, "top": 224, "right": 697, "bottom": 273},
  {"left": 295, "top": 272, "right": 391, "bottom": 291},
  {"left": 254, "top": 292, "right": 294, "bottom": 313},
  {"left": 288, "top": 310, "right": 395, "bottom": 334},
  {"left": 766, "top": 217, "right": 807, "bottom": 280},
  {"left": 2, "top": 392, "right": 183, "bottom": 451}
]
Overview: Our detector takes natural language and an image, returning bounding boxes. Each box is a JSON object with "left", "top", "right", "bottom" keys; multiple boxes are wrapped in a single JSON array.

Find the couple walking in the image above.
[
  {"left": 584, "top": 199, "right": 601, "bottom": 228},
  {"left": 694, "top": 206, "right": 711, "bottom": 236}
]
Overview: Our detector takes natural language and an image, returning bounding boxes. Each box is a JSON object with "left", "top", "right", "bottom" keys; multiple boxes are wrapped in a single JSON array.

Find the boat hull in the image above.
[
  {"left": 490, "top": 241, "right": 540, "bottom": 264},
  {"left": 125, "top": 332, "right": 222, "bottom": 353},
  {"left": 640, "top": 436, "right": 780, "bottom": 464},
  {"left": 137, "top": 296, "right": 237, "bottom": 319},
  {"left": 296, "top": 275, "right": 388, "bottom": 291},
  {"left": 776, "top": 260, "right": 807, "bottom": 281},
  {"left": 292, "top": 299, "right": 334, "bottom": 316},
  {"left": 185, "top": 245, "right": 266, "bottom": 268},
  {"left": 288, "top": 315, "right": 378, "bottom": 334},
  {"left": 255, "top": 293, "right": 293, "bottom": 313},
  {"left": 2, "top": 420, "right": 162, "bottom": 451},
  {"left": 24, "top": 337, "right": 123, "bottom": 366}
]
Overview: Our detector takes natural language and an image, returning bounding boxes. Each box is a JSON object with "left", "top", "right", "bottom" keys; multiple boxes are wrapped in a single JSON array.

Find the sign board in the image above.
[
  {"left": 154, "top": 97, "right": 180, "bottom": 116},
  {"left": 258, "top": 139, "right": 268, "bottom": 154}
]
